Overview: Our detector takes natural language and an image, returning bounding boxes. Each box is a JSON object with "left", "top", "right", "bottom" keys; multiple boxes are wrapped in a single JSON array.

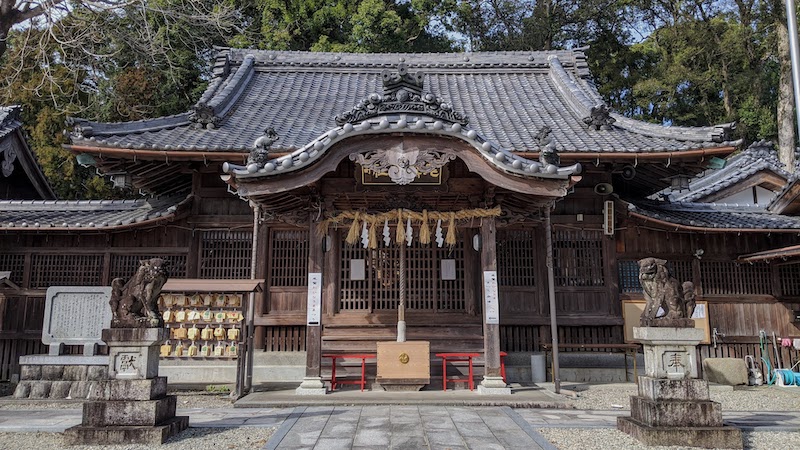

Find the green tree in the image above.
[{"left": 255, "top": 0, "right": 453, "bottom": 52}]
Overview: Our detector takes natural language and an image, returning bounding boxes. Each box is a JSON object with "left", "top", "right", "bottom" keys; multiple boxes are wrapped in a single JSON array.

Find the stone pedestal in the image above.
[
  {"left": 14, "top": 355, "right": 107, "bottom": 400},
  {"left": 64, "top": 328, "right": 188, "bottom": 446},
  {"left": 617, "top": 327, "right": 742, "bottom": 449},
  {"left": 295, "top": 377, "right": 327, "bottom": 395},
  {"left": 478, "top": 376, "right": 511, "bottom": 395}
]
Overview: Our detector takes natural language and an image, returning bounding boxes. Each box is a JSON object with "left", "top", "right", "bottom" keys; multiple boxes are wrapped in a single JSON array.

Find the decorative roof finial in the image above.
[
  {"left": 382, "top": 63, "right": 424, "bottom": 96},
  {"left": 248, "top": 128, "right": 279, "bottom": 166},
  {"left": 583, "top": 104, "right": 616, "bottom": 131},
  {"left": 335, "top": 63, "right": 468, "bottom": 126},
  {"left": 536, "top": 126, "right": 560, "bottom": 166}
]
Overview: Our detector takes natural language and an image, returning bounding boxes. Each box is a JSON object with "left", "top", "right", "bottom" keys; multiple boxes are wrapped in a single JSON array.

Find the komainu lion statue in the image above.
[
  {"left": 109, "top": 258, "right": 169, "bottom": 328},
  {"left": 638, "top": 257, "right": 696, "bottom": 326}
]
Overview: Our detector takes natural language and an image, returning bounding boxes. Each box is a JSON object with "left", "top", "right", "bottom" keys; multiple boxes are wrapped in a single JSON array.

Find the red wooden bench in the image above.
[
  {"left": 322, "top": 353, "right": 375, "bottom": 391},
  {"left": 436, "top": 352, "right": 508, "bottom": 391}
]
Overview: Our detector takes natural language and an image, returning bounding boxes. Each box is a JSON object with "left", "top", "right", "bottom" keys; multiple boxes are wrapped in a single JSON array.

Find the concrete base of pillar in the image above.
[
  {"left": 478, "top": 376, "right": 511, "bottom": 395},
  {"left": 295, "top": 377, "right": 327, "bottom": 395}
]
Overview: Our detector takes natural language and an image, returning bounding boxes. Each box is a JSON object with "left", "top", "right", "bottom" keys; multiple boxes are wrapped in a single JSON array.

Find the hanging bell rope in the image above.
[{"left": 318, "top": 206, "right": 501, "bottom": 248}]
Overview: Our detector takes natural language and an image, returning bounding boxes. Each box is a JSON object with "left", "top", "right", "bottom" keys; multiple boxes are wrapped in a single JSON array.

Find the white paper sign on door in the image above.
[
  {"left": 307, "top": 273, "right": 322, "bottom": 326},
  {"left": 483, "top": 270, "right": 499, "bottom": 324}
]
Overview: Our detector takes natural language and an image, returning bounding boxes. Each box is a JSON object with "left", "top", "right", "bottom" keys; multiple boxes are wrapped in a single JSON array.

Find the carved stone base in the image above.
[
  {"left": 63, "top": 329, "right": 187, "bottom": 445},
  {"left": 617, "top": 417, "right": 742, "bottom": 449},
  {"left": 295, "top": 377, "right": 327, "bottom": 395},
  {"left": 634, "top": 327, "right": 703, "bottom": 379},
  {"left": 478, "top": 376, "right": 511, "bottom": 395},
  {"left": 644, "top": 318, "right": 696, "bottom": 328},
  {"left": 617, "top": 366, "right": 742, "bottom": 448},
  {"left": 64, "top": 416, "right": 189, "bottom": 446},
  {"left": 103, "top": 328, "right": 168, "bottom": 380}
]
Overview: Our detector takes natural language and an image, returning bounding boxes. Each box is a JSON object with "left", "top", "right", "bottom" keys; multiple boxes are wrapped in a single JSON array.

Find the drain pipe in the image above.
[{"left": 544, "top": 206, "right": 561, "bottom": 394}]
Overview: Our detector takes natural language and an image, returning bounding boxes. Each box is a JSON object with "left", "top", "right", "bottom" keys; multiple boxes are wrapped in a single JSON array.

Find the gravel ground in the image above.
[
  {"left": 563, "top": 383, "right": 800, "bottom": 411},
  {"left": 0, "top": 427, "right": 275, "bottom": 450},
  {"left": 546, "top": 384, "right": 800, "bottom": 450},
  {"left": 538, "top": 428, "right": 800, "bottom": 450},
  {"left": 0, "top": 391, "right": 234, "bottom": 410}
]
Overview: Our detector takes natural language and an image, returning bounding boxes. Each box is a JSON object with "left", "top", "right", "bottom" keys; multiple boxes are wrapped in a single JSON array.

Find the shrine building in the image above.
[{"left": 0, "top": 49, "right": 798, "bottom": 389}]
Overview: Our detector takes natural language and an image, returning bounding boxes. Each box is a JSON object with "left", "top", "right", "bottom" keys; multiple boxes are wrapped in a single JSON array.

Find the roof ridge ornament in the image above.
[
  {"left": 335, "top": 63, "right": 468, "bottom": 126},
  {"left": 583, "top": 104, "right": 616, "bottom": 130},
  {"left": 535, "top": 126, "right": 560, "bottom": 166},
  {"left": 248, "top": 128, "right": 279, "bottom": 170}
]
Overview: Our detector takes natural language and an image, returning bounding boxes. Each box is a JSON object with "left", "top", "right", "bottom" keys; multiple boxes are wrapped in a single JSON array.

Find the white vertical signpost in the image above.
[
  {"left": 483, "top": 270, "right": 499, "bottom": 324},
  {"left": 307, "top": 273, "right": 322, "bottom": 326}
]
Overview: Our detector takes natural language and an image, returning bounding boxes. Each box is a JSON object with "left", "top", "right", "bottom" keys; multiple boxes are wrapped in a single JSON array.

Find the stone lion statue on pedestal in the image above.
[
  {"left": 638, "top": 257, "right": 696, "bottom": 327},
  {"left": 109, "top": 258, "right": 169, "bottom": 328}
]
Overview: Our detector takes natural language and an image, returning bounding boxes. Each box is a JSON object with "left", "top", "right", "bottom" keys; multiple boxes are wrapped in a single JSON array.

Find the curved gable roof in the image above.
[
  {"left": 67, "top": 48, "right": 741, "bottom": 156},
  {"left": 664, "top": 141, "right": 790, "bottom": 203}
]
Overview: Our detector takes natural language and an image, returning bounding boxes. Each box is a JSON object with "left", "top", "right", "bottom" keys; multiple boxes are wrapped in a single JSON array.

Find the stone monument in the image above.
[
  {"left": 64, "top": 258, "right": 188, "bottom": 445},
  {"left": 617, "top": 258, "right": 742, "bottom": 448},
  {"left": 14, "top": 286, "right": 111, "bottom": 399}
]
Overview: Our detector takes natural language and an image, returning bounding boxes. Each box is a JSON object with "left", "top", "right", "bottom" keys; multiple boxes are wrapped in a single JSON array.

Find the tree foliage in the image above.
[{"left": 1, "top": 0, "right": 797, "bottom": 199}]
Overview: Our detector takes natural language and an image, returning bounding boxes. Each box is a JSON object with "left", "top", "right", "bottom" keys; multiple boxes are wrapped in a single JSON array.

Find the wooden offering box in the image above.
[{"left": 376, "top": 341, "right": 430, "bottom": 391}]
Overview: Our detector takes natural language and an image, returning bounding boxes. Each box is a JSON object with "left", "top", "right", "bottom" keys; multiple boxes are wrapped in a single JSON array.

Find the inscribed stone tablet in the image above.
[{"left": 43, "top": 286, "right": 113, "bottom": 347}]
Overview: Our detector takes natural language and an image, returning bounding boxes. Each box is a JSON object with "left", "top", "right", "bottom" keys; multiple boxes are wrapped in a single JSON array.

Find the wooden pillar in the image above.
[
  {"left": 479, "top": 217, "right": 509, "bottom": 393},
  {"left": 544, "top": 207, "right": 561, "bottom": 393},
  {"left": 296, "top": 218, "right": 327, "bottom": 394}
]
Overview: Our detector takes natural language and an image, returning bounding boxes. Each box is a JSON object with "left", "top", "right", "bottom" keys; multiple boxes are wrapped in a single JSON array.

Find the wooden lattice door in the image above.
[{"left": 338, "top": 239, "right": 466, "bottom": 313}]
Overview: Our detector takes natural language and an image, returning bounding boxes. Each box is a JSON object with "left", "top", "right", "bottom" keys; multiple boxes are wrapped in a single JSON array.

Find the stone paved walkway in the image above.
[
  {"left": 264, "top": 405, "right": 555, "bottom": 450},
  {"left": 0, "top": 406, "right": 797, "bottom": 448}
]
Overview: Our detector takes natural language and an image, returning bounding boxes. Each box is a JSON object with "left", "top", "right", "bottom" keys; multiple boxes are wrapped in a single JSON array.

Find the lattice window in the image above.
[
  {"left": 30, "top": 254, "right": 103, "bottom": 287},
  {"left": 780, "top": 263, "right": 800, "bottom": 297},
  {"left": 553, "top": 229, "right": 604, "bottom": 287},
  {"left": 700, "top": 261, "right": 771, "bottom": 295},
  {"left": 339, "top": 238, "right": 466, "bottom": 311},
  {"left": 619, "top": 259, "right": 693, "bottom": 293},
  {"left": 0, "top": 254, "right": 25, "bottom": 285},
  {"left": 269, "top": 230, "right": 308, "bottom": 287},
  {"left": 199, "top": 231, "right": 253, "bottom": 279},
  {"left": 497, "top": 229, "right": 536, "bottom": 287},
  {"left": 110, "top": 255, "right": 188, "bottom": 280}
]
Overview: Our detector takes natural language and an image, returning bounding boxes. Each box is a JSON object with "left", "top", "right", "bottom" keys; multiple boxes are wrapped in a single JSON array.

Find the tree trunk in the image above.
[{"left": 777, "top": 19, "right": 797, "bottom": 172}]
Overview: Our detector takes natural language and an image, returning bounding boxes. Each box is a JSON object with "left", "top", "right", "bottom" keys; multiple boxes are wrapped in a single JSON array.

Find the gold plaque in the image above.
[{"left": 399, "top": 352, "right": 410, "bottom": 364}]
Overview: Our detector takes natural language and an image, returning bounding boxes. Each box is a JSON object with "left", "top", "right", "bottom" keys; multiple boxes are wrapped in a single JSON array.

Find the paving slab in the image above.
[{"left": 264, "top": 405, "right": 553, "bottom": 449}]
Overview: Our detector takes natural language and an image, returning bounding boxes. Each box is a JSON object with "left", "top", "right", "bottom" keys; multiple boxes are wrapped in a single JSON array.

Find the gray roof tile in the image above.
[
  {"left": 627, "top": 200, "right": 800, "bottom": 230},
  {"left": 0, "top": 194, "right": 191, "bottom": 230},
  {"left": 68, "top": 49, "right": 741, "bottom": 154},
  {"left": 664, "top": 141, "right": 792, "bottom": 202}
]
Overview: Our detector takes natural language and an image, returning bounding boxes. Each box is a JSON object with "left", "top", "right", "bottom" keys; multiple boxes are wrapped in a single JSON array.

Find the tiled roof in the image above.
[
  {"left": 0, "top": 106, "right": 21, "bottom": 139},
  {"left": 67, "top": 49, "right": 741, "bottom": 155},
  {"left": 0, "top": 194, "right": 192, "bottom": 230},
  {"left": 664, "top": 141, "right": 791, "bottom": 202},
  {"left": 1, "top": 105, "right": 56, "bottom": 200},
  {"left": 627, "top": 200, "right": 800, "bottom": 230},
  {"left": 767, "top": 174, "right": 799, "bottom": 213}
]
